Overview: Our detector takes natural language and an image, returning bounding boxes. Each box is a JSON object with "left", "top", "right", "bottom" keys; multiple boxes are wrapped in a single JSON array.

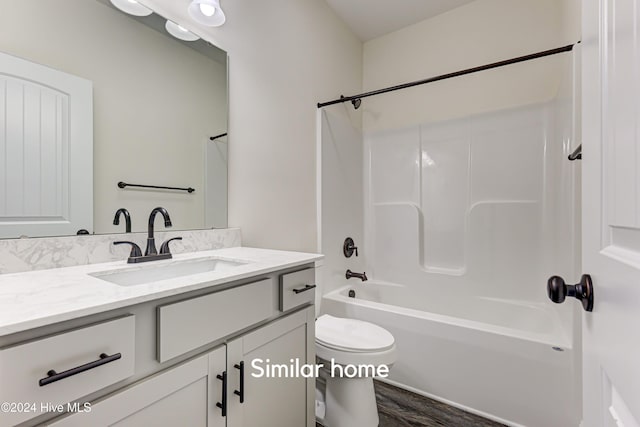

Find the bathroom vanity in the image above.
[{"left": 0, "top": 247, "right": 321, "bottom": 427}]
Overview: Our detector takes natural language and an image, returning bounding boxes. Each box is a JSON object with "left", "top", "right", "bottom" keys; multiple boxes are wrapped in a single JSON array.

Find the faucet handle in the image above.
[
  {"left": 113, "top": 241, "right": 143, "bottom": 258},
  {"left": 160, "top": 237, "right": 182, "bottom": 255},
  {"left": 343, "top": 237, "right": 358, "bottom": 258}
]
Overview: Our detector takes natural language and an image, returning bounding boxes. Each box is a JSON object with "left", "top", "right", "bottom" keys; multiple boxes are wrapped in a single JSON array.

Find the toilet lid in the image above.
[{"left": 315, "top": 314, "right": 395, "bottom": 352}]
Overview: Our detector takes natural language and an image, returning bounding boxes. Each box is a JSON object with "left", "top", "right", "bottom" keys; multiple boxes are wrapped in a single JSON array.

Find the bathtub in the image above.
[{"left": 321, "top": 282, "right": 579, "bottom": 427}]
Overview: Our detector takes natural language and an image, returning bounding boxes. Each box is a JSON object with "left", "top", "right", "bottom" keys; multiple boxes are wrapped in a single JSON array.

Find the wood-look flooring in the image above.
[{"left": 317, "top": 380, "right": 506, "bottom": 427}]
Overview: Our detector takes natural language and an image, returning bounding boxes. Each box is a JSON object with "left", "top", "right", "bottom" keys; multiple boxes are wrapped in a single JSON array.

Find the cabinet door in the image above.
[
  {"left": 226, "top": 306, "right": 315, "bottom": 427},
  {"left": 50, "top": 348, "right": 225, "bottom": 427}
]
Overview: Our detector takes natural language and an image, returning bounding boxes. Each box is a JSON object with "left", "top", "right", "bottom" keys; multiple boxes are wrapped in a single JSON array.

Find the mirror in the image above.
[{"left": 0, "top": 0, "right": 228, "bottom": 237}]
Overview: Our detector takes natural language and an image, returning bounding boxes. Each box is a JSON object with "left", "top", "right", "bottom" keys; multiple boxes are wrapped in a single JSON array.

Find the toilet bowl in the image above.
[{"left": 315, "top": 314, "right": 396, "bottom": 427}]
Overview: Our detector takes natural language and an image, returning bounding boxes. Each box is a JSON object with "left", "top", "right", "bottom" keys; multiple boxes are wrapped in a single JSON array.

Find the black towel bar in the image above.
[{"left": 117, "top": 181, "right": 195, "bottom": 193}]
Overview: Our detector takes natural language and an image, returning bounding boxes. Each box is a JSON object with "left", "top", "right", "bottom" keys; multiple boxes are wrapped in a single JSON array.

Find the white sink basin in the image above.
[{"left": 90, "top": 257, "right": 248, "bottom": 286}]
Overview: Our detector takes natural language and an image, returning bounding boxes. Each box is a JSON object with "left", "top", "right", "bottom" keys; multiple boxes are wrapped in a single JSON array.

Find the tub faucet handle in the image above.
[{"left": 343, "top": 237, "right": 358, "bottom": 258}]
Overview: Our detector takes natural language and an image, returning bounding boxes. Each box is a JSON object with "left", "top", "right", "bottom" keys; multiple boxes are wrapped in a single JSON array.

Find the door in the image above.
[
  {"left": 226, "top": 307, "right": 315, "bottom": 427},
  {"left": 0, "top": 51, "right": 92, "bottom": 238},
  {"left": 582, "top": 1, "right": 640, "bottom": 426}
]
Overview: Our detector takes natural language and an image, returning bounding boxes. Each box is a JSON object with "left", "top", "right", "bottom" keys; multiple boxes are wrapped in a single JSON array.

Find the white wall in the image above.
[
  {"left": 0, "top": 0, "right": 228, "bottom": 233},
  {"left": 143, "top": 0, "right": 363, "bottom": 252},
  {"left": 362, "top": 0, "right": 580, "bottom": 131}
]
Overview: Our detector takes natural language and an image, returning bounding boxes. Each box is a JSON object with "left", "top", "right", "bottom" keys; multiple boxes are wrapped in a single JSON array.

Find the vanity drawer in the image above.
[
  {"left": 279, "top": 268, "right": 316, "bottom": 312},
  {"left": 0, "top": 315, "right": 135, "bottom": 427},
  {"left": 157, "top": 278, "right": 275, "bottom": 362}
]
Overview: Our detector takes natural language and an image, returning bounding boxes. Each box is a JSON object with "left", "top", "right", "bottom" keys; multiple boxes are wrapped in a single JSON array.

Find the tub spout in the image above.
[{"left": 346, "top": 269, "right": 367, "bottom": 282}]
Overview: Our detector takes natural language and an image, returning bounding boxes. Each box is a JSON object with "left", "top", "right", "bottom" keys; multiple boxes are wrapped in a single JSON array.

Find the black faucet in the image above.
[
  {"left": 112, "top": 207, "right": 181, "bottom": 264},
  {"left": 346, "top": 269, "right": 368, "bottom": 282},
  {"left": 146, "top": 207, "right": 172, "bottom": 256},
  {"left": 113, "top": 208, "right": 131, "bottom": 233}
]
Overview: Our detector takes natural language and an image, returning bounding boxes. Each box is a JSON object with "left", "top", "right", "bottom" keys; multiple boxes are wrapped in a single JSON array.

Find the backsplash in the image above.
[{"left": 0, "top": 229, "right": 241, "bottom": 274}]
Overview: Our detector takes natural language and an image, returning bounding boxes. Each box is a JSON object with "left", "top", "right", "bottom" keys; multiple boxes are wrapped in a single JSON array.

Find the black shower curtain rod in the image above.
[{"left": 317, "top": 43, "right": 578, "bottom": 109}]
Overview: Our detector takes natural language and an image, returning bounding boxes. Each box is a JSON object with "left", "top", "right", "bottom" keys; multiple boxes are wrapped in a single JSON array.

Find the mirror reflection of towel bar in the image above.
[
  {"left": 568, "top": 144, "right": 582, "bottom": 161},
  {"left": 209, "top": 133, "right": 228, "bottom": 141},
  {"left": 117, "top": 181, "right": 195, "bottom": 193}
]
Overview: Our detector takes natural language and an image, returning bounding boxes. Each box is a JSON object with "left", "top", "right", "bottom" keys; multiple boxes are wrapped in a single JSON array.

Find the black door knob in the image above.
[{"left": 547, "top": 274, "right": 594, "bottom": 312}]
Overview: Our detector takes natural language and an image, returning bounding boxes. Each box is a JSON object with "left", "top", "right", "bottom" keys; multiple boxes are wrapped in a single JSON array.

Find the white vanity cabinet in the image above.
[
  {"left": 21, "top": 264, "right": 318, "bottom": 427},
  {"left": 48, "top": 307, "right": 315, "bottom": 427}
]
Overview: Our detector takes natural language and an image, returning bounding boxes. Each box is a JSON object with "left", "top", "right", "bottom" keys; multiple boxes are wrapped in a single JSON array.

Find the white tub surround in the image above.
[
  {"left": 321, "top": 53, "right": 580, "bottom": 427},
  {"left": 0, "top": 228, "right": 241, "bottom": 274},
  {"left": 0, "top": 247, "right": 322, "bottom": 335},
  {"left": 317, "top": 3, "right": 581, "bottom": 426}
]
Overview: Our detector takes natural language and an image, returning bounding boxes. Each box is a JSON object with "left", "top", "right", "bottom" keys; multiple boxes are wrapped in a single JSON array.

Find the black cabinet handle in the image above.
[
  {"left": 216, "top": 371, "right": 227, "bottom": 417},
  {"left": 234, "top": 361, "right": 245, "bottom": 403},
  {"left": 292, "top": 284, "right": 316, "bottom": 294},
  {"left": 39, "top": 353, "right": 121, "bottom": 387}
]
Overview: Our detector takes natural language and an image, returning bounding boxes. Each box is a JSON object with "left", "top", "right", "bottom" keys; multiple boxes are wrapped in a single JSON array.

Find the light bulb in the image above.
[
  {"left": 188, "top": 0, "right": 226, "bottom": 27},
  {"left": 165, "top": 20, "right": 200, "bottom": 41},
  {"left": 199, "top": 3, "right": 216, "bottom": 17},
  {"left": 110, "top": 0, "right": 153, "bottom": 16}
]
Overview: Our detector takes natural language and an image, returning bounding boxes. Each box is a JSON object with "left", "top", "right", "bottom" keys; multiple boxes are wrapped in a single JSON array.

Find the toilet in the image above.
[{"left": 315, "top": 314, "right": 396, "bottom": 427}]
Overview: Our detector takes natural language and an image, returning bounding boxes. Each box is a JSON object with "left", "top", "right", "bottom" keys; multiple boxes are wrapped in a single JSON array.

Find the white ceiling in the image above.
[{"left": 323, "top": 0, "right": 476, "bottom": 41}]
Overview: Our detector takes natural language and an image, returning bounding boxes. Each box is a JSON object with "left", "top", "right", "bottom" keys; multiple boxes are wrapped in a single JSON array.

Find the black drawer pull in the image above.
[
  {"left": 234, "top": 361, "right": 245, "bottom": 403},
  {"left": 292, "top": 284, "right": 316, "bottom": 294},
  {"left": 39, "top": 353, "right": 121, "bottom": 387},
  {"left": 216, "top": 371, "right": 227, "bottom": 417}
]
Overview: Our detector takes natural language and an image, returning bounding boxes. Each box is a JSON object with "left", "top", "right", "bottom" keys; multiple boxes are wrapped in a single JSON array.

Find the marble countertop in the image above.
[{"left": 0, "top": 247, "right": 323, "bottom": 336}]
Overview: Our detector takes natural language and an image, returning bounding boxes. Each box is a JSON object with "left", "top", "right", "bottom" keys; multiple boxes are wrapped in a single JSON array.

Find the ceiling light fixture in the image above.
[
  {"left": 165, "top": 20, "right": 200, "bottom": 41},
  {"left": 188, "top": 0, "right": 226, "bottom": 27},
  {"left": 110, "top": 0, "right": 153, "bottom": 16}
]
